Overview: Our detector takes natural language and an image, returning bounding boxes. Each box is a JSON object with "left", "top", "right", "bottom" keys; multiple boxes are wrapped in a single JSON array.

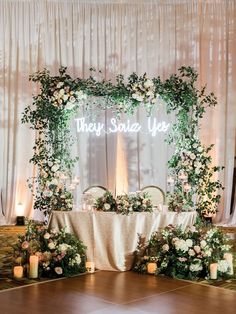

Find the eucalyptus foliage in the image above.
[{"left": 22, "top": 66, "right": 223, "bottom": 217}]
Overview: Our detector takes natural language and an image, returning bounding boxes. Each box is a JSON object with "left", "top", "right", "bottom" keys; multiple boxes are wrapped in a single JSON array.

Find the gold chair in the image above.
[{"left": 141, "top": 185, "right": 165, "bottom": 206}]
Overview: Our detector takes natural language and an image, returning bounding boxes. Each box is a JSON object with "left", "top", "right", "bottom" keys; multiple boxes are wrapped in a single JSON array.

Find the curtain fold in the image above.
[{"left": 0, "top": 0, "right": 235, "bottom": 224}]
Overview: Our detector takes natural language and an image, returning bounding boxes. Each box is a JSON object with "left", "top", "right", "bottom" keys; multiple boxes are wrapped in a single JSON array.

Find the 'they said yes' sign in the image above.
[{"left": 75, "top": 117, "right": 170, "bottom": 137}]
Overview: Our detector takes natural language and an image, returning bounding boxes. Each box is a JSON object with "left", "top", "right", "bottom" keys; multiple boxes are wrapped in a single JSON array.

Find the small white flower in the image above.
[
  {"left": 59, "top": 88, "right": 65, "bottom": 95},
  {"left": 51, "top": 164, "right": 60, "bottom": 172},
  {"left": 186, "top": 239, "right": 193, "bottom": 247},
  {"left": 198, "top": 147, "right": 203, "bottom": 153},
  {"left": 48, "top": 242, "right": 56, "bottom": 250},
  {"left": 188, "top": 249, "right": 195, "bottom": 256},
  {"left": 75, "top": 254, "right": 81, "bottom": 265},
  {"left": 63, "top": 94, "right": 69, "bottom": 101},
  {"left": 69, "top": 95, "right": 76, "bottom": 103},
  {"left": 104, "top": 203, "right": 111, "bottom": 210},
  {"left": 44, "top": 232, "right": 51, "bottom": 240}
]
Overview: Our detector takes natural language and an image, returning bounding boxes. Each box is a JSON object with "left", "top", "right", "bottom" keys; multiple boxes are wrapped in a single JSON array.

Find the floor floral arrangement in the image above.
[
  {"left": 94, "top": 191, "right": 153, "bottom": 215},
  {"left": 133, "top": 224, "right": 234, "bottom": 281},
  {"left": 13, "top": 220, "right": 87, "bottom": 278}
]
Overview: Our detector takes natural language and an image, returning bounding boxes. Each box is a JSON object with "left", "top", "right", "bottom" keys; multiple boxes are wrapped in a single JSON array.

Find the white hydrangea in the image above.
[
  {"left": 186, "top": 239, "right": 193, "bottom": 247},
  {"left": 190, "top": 262, "right": 203, "bottom": 272},
  {"left": 174, "top": 239, "right": 189, "bottom": 252},
  {"left": 217, "top": 260, "right": 229, "bottom": 273},
  {"left": 58, "top": 243, "right": 71, "bottom": 253}
]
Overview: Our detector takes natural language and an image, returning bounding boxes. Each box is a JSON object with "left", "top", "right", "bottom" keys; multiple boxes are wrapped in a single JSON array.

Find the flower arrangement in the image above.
[
  {"left": 22, "top": 66, "right": 222, "bottom": 219},
  {"left": 94, "top": 191, "right": 153, "bottom": 215},
  {"left": 13, "top": 220, "right": 87, "bottom": 278},
  {"left": 116, "top": 192, "right": 153, "bottom": 215},
  {"left": 94, "top": 191, "right": 117, "bottom": 212},
  {"left": 133, "top": 225, "right": 232, "bottom": 280}
]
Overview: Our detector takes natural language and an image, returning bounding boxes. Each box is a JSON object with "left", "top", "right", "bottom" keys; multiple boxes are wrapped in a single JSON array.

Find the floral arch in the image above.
[{"left": 22, "top": 66, "right": 224, "bottom": 219}]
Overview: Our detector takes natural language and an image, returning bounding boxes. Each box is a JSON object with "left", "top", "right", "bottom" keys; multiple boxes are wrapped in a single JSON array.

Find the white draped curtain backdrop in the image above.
[{"left": 0, "top": 0, "right": 235, "bottom": 225}]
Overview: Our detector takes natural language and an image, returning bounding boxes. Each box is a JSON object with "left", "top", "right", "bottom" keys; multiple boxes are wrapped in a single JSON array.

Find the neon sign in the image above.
[{"left": 75, "top": 117, "right": 170, "bottom": 137}]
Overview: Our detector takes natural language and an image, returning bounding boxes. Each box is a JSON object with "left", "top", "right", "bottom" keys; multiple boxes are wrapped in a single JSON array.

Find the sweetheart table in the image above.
[{"left": 48, "top": 211, "right": 197, "bottom": 271}]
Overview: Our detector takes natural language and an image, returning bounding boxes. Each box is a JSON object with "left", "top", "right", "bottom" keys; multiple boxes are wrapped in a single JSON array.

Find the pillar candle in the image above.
[
  {"left": 29, "top": 255, "right": 39, "bottom": 278},
  {"left": 147, "top": 262, "right": 157, "bottom": 274},
  {"left": 210, "top": 263, "right": 218, "bottom": 279},
  {"left": 13, "top": 266, "right": 24, "bottom": 279},
  {"left": 86, "top": 261, "right": 95, "bottom": 273},
  {"left": 224, "top": 253, "right": 234, "bottom": 275}
]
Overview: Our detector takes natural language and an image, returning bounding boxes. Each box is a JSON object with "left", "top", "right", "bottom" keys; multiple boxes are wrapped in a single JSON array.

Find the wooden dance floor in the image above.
[{"left": 0, "top": 271, "right": 235, "bottom": 314}]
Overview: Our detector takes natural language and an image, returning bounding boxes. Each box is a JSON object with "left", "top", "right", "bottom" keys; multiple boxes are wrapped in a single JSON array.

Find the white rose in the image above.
[
  {"left": 190, "top": 153, "right": 196, "bottom": 160},
  {"left": 58, "top": 243, "right": 71, "bottom": 252},
  {"left": 188, "top": 249, "right": 195, "bottom": 256},
  {"left": 162, "top": 244, "right": 169, "bottom": 252},
  {"left": 44, "top": 232, "right": 51, "bottom": 240},
  {"left": 217, "top": 260, "right": 229, "bottom": 273},
  {"left": 136, "top": 94, "right": 144, "bottom": 102},
  {"left": 198, "top": 147, "right": 203, "bottom": 152},
  {"left": 69, "top": 95, "right": 76, "bottom": 103},
  {"left": 43, "top": 190, "right": 53, "bottom": 197},
  {"left": 104, "top": 203, "right": 111, "bottom": 210},
  {"left": 194, "top": 245, "right": 201, "bottom": 254},
  {"left": 51, "top": 164, "right": 60, "bottom": 172},
  {"left": 144, "top": 79, "right": 154, "bottom": 88},
  {"left": 59, "top": 88, "right": 65, "bottom": 95},
  {"left": 63, "top": 94, "right": 69, "bottom": 101},
  {"left": 55, "top": 267, "right": 63, "bottom": 275},
  {"left": 48, "top": 242, "right": 56, "bottom": 250},
  {"left": 57, "top": 82, "right": 64, "bottom": 88},
  {"left": 48, "top": 161, "right": 53, "bottom": 167}
]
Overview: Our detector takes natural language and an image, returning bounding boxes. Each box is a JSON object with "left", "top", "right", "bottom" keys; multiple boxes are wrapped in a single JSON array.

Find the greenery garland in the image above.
[{"left": 22, "top": 66, "right": 223, "bottom": 218}]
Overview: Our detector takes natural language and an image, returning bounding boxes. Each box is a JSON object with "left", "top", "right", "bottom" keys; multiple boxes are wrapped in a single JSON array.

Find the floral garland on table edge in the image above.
[
  {"left": 133, "top": 224, "right": 233, "bottom": 280},
  {"left": 94, "top": 191, "right": 153, "bottom": 215},
  {"left": 13, "top": 220, "right": 87, "bottom": 278},
  {"left": 22, "top": 66, "right": 224, "bottom": 219}
]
